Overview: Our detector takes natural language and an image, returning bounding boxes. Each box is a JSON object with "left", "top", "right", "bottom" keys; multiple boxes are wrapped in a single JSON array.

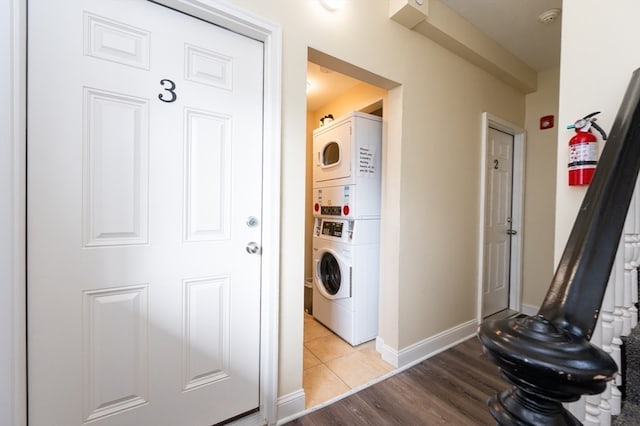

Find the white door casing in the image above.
[
  {"left": 478, "top": 113, "right": 525, "bottom": 319},
  {"left": 1, "top": 0, "right": 27, "bottom": 425},
  {"left": 27, "top": 0, "right": 281, "bottom": 425}
]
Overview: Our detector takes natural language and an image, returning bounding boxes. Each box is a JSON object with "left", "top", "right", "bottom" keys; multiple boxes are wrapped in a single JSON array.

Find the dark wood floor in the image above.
[{"left": 285, "top": 336, "right": 509, "bottom": 425}]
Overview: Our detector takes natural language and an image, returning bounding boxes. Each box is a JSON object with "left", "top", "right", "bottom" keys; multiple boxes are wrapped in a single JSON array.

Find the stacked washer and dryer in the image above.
[{"left": 312, "top": 111, "right": 382, "bottom": 346}]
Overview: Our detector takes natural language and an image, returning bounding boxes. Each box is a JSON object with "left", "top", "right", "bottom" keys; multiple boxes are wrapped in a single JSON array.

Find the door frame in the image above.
[
  {"left": 1, "top": 1, "right": 282, "bottom": 424},
  {"left": 477, "top": 112, "right": 526, "bottom": 321}
]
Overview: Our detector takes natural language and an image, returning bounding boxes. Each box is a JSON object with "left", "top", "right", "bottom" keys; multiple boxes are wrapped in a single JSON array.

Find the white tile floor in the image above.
[{"left": 303, "top": 313, "right": 394, "bottom": 409}]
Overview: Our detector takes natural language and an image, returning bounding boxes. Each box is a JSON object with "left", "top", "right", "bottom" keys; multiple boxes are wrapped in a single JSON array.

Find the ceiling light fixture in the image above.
[
  {"left": 319, "top": 0, "right": 345, "bottom": 12},
  {"left": 537, "top": 8, "right": 561, "bottom": 25}
]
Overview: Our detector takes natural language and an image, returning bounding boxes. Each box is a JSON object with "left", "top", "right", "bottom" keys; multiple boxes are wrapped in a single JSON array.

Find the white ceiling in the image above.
[
  {"left": 439, "top": 0, "right": 562, "bottom": 71},
  {"left": 307, "top": 0, "right": 562, "bottom": 112}
]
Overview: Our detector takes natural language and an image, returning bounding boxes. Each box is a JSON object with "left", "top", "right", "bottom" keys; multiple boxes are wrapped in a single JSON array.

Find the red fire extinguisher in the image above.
[{"left": 567, "top": 111, "right": 608, "bottom": 186}]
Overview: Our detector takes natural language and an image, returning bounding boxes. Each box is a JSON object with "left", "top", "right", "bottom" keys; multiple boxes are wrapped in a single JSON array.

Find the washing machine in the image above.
[{"left": 312, "top": 218, "right": 380, "bottom": 346}]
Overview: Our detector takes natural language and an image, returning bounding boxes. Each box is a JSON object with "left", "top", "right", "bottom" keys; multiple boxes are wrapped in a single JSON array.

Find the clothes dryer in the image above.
[
  {"left": 312, "top": 112, "right": 382, "bottom": 219},
  {"left": 312, "top": 218, "right": 380, "bottom": 346}
]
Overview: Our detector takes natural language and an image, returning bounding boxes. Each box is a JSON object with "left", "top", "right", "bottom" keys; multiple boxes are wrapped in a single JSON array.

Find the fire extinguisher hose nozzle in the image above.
[{"left": 591, "top": 122, "right": 608, "bottom": 140}]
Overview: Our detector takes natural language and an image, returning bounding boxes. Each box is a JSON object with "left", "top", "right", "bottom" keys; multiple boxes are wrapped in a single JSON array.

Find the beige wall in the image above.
[
  {"left": 226, "top": 0, "right": 525, "bottom": 397},
  {"left": 555, "top": 0, "right": 640, "bottom": 259},
  {"left": 395, "top": 52, "right": 525, "bottom": 346},
  {"left": 521, "top": 67, "right": 559, "bottom": 309}
]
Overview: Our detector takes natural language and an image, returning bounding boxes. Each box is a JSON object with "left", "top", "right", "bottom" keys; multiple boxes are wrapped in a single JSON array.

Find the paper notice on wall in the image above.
[{"left": 358, "top": 145, "right": 376, "bottom": 176}]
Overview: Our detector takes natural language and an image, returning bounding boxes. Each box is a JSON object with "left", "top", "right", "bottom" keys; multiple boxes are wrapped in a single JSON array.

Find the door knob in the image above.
[
  {"left": 246, "top": 242, "right": 261, "bottom": 254},
  {"left": 507, "top": 229, "right": 518, "bottom": 235}
]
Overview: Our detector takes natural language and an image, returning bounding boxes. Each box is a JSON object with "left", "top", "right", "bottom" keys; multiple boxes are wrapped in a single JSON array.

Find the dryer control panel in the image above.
[{"left": 313, "top": 184, "right": 380, "bottom": 220}]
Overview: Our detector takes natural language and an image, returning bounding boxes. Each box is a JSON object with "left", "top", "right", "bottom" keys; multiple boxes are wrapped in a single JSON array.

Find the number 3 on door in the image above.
[{"left": 158, "top": 79, "right": 177, "bottom": 103}]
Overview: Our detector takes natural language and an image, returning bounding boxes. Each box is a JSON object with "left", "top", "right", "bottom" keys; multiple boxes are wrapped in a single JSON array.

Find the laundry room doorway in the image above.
[{"left": 302, "top": 48, "right": 399, "bottom": 409}]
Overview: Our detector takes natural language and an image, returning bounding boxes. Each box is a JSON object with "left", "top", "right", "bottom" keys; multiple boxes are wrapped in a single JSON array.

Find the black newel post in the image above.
[{"left": 479, "top": 68, "right": 640, "bottom": 425}]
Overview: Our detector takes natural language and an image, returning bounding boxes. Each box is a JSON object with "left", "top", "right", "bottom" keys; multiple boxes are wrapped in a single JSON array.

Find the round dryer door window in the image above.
[{"left": 319, "top": 252, "right": 341, "bottom": 295}]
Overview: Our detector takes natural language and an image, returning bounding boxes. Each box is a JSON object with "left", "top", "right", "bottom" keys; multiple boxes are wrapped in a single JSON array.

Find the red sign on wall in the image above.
[{"left": 540, "top": 115, "right": 555, "bottom": 130}]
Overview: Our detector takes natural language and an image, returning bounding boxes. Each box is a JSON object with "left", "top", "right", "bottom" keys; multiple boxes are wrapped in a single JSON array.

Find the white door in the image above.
[
  {"left": 482, "top": 127, "right": 515, "bottom": 317},
  {"left": 27, "top": 0, "right": 264, "bottom": 424}
]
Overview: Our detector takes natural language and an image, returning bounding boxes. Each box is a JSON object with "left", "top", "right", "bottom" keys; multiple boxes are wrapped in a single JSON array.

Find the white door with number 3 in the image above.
[{"left": 28, "top": 0, "right": 264, "bottom": 424}]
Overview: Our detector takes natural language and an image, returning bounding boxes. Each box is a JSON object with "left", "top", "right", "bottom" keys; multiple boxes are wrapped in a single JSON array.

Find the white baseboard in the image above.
[
  {"left": 376, "top": 319, "right": 479, "bottom": 369},
  {"left": 276, "top": 389, "right": 305, "bottom": 424},
  {"left": 520, "top": 303, "right": 539, "bottom": 316}
]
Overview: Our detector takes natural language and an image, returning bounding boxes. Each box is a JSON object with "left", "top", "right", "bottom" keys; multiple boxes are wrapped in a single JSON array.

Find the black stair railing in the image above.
[{"left": 479, "top": 67, "right": 640, "bottom": 425}]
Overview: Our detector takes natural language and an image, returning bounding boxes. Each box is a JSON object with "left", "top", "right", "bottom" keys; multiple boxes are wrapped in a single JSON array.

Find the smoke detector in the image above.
[{"left": 538, "top": 8, "right": 561, "bottom": 25}]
